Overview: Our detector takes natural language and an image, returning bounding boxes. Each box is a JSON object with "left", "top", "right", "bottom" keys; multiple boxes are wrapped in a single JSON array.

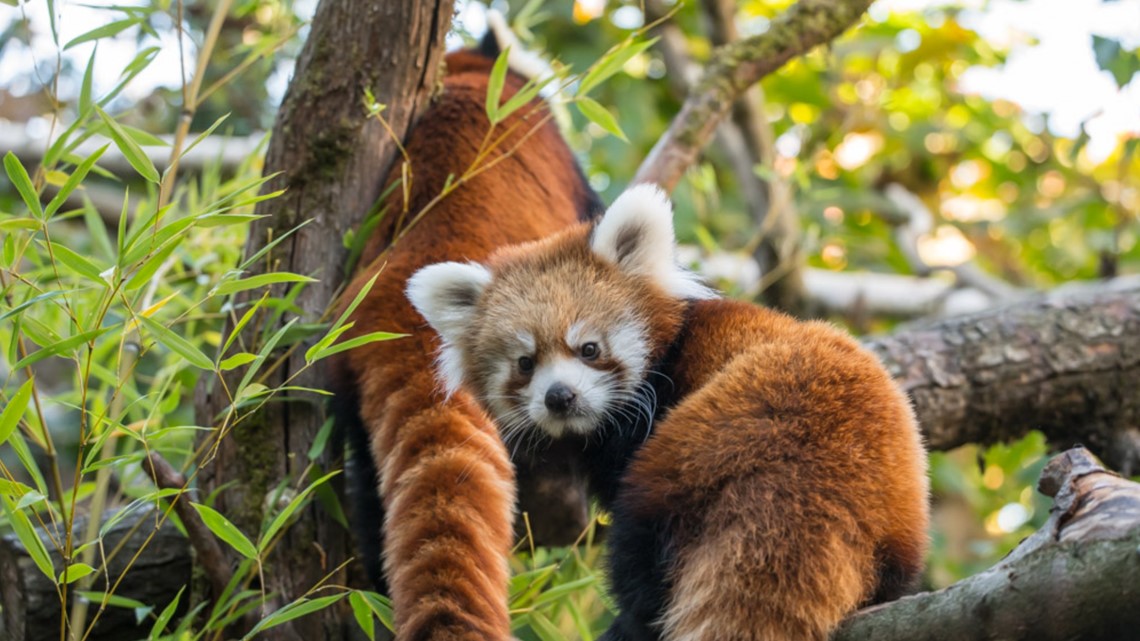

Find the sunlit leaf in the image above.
[{"left": 191, "top": 502, "right": 258, "bottom": 559}]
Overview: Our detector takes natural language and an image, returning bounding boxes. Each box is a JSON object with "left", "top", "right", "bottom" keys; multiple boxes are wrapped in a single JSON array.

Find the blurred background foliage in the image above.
[{"left": 0, "top": 0, "right": 1138, "bottom": 638}]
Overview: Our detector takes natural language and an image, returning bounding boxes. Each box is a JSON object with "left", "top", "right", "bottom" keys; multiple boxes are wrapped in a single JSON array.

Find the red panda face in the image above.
[{"left": 407, "top": 185, "right": 716, "bottom": 441}]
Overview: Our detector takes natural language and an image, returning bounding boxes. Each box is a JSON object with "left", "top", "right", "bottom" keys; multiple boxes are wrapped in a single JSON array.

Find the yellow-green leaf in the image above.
[
  {"left": 4, "top": 152, "right": 43, "bottom": 218},
  {"left": 139, "top": 315, "right": 214, "bottom": 370},
  {"left": 60, "top": 562, "right": 96, "bottom": 585},
  {"left": 211, "top": 272, "right": 317, "bottom": 297},
  {"left": 191, "top": 503, "right": 258, "bottom": 559},
  {"left": 576, "top": 97, "right": 628, "bottom": 141},
  {"left": 486, "top": 46, "right": 512, "bottom": 124},
  {"left": 94, "top": 106, "right": 159, "bottom": 183},
  {"left": 0, "top": 379, "right": 34, "bottom": 446}
]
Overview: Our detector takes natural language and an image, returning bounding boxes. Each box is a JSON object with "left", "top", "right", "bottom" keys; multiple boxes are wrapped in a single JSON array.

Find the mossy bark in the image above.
[{"left": 193, "top": 2, "right": 453, "bottom": 640}]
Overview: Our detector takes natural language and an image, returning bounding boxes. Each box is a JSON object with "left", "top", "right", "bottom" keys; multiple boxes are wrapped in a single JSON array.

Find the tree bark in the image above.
[
  {"left": 866, "top": 277, "right": 1140, "bottom": 473},
  {"left": 192, "top": 1, "right": 453, "bottom": 639},
  {"left": 835, "top": 447, "right": 1140, "bottom": 641},
  {"left": 634, "top": 0, "right": 873, "bottom": 191}
]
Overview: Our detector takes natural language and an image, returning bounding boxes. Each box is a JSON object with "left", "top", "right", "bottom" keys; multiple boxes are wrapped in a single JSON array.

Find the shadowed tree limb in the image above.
[
  {"left": 866, "top": 277, "right": 1140, "bottom": 473},
  {"left": 634, "top": 0, "right": 874, "bottom": 191},
  {"left": 835, "top": 447, "right": 1140, "bottom": 641}
]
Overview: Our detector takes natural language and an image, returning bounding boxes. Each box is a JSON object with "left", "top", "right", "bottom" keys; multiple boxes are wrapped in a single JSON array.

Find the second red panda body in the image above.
[{"left": 408, "top": 186, "right": 930, "bottom": 641}]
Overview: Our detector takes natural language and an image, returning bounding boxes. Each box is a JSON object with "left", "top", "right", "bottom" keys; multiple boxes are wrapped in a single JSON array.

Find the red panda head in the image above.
[{"left": 407, "top": 185, "right": 716, "bottom": 440}]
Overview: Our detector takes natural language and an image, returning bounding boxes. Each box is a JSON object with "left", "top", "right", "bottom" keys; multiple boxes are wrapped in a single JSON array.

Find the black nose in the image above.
[{"left": 544, "top": 383, "right": 577, "bottom": 414}]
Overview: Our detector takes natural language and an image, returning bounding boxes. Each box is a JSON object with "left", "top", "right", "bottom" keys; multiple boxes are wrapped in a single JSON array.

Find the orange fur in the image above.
[
  {"left": 411, "top": 198, "right": 930, "bottom": 641},
  {"left": 332, "top": 50, "right": 598, "bottom": 641}
]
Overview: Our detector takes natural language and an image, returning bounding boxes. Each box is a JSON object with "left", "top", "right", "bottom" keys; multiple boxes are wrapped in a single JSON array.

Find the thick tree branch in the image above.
[
  {"left": 634, "top": 0, "right": 873, "bottom": 190},
  {"left": 835, "top": 447, "right": 1140, "bottom": 641},
  {"left": 866, "top": 277, "right": 1140, "bottom": 472}
]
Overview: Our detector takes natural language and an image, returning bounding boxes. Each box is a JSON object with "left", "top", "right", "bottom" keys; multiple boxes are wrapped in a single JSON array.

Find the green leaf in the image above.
[
  {"left": 64, "top": 17, "right": 141, "bottom": 50},
  {"left": 0, "top": 379, "right": 34, "bottom": 446},
  {"left": 532, "top": 575, "right": 597, "bottom": 608},
  {"left": 94, "top": 105, "right": 159, "bottom": 182},
  {"left": 43, "top": 144, "right": 108, "bottom": 218},
  {"left": 486, "top": 46, "right": 512, "bottom": 123},
  {"left": 307, "top": 417, "right": 335, "bottom": 461},
  {"left": 60, "top": 562, "right": 96, "bottom": 585},
  {"left": 191, "top": 502, "right": 258, "bottom": 559},
  {"left": 0, "top": 290, "right": 76, "bottom": 324},
  {"left": 150, "top": 587, "right": 184, "bottom": 639},
  {"left": 45, "top": 241, "right": 108, "bottom": 284},
  {"left": 211, "top": 272, "right": 317, "bottom": 297},
  {"left": 577, "top": 38, "right": 657, "bottom": 97},
  {"left": 349, "top": 591, "right": 375, "bottom": 641},
  {"left": 309, "top": 331, "right": 406, "bottom": 362},
  {"left": 222, "top": 294, "right": 267, "bottom": 355},
  {"left": 528, "top": 611, "right": 567, "bottom": 641},
  {"left": 219, "top": 352, "right": 257, "bottom": 371},
  {"left": 259, "top": 470, "right": 340, "bottom": 551},
  {"left": 13, "top": 327, "right": 109, "bottom": 370},
  {"left": 0, "top": 478, "right": 35, "bottom": 499},
  {"left": 359, "top": 592, "right": 395, "bottom": 632},
  {"left": 242, "top": 594, "right": 346, "bottom": 640},
  {"left": 75, "top": 591, "right": 148, "bottom": 611},
  {"left": 1, "top": 496, "right": 54, "bottom": 580},
  {"left": 576, "top": 97, "right": 628, "bottom": 141},
  {"left": 79, "top": 45, "right": 96, "bottom": 114},
  {"left": 139, "top": 315, "right": 215, "bottom": 370},
  {"left": 496, "top": 75, "right": 555, "bottom": 123},
  {"left": 4, "top": 152, "right": 44, "bottom": 218}
]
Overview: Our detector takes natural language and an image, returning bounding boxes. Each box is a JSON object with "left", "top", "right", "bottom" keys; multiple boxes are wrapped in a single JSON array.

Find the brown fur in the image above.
[
  {"left": 332, "top": 50, "right": 597, "bottom": 641},
  {"left": 445, "top": 216, "right": 929, "bottom": 641}
]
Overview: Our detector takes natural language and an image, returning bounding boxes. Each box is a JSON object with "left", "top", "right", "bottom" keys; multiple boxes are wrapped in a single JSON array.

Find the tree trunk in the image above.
[{"left": 193, "top": 1, "right": 453, "bottom": 639}]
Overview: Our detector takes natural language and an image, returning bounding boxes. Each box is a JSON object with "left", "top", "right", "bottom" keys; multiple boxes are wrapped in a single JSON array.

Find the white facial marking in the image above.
[
  {"left": 608, "top": 319, "right": 650, "bottom": 379},
  {"left": 566, "top": 321, "right": 600, "bottom": 350},
  {"left": 527, "top": 356, "right": 609, "bottom": 437}
]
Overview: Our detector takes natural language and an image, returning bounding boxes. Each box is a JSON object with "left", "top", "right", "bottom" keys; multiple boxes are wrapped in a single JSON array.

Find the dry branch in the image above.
[
  {"left": 835, "top": 447, "right": 1140, "bottom": 641},
  {"left": 142, "top": 453, "right": 231, "bottom": 600},
  {"left": 634, "top": 0, "right": 873, "bottom": 191},
  {"left": 866, "top": 276, "right": 1140, "bottom": 472}
]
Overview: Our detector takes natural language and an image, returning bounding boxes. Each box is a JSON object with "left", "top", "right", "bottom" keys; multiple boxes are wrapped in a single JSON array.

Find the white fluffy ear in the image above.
[
  {"left": 591, "top": 184, "right": 717, "bottom": 300},
  {"left": 406, "top": 261, "right": 492, "bottom": 346}
]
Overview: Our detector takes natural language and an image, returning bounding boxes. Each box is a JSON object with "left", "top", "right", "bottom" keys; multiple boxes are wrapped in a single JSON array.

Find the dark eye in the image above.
[
  {"left": 580, "top": 342, "right": 599, "bottom": 360},
  {"left": 518, "top": 356, "right": 535, "bottom": 374}
]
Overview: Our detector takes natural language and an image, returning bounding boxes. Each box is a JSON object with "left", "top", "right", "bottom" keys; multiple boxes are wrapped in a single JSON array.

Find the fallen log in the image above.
[{"left": 0, "top": 507, "right": 190, "bottom": 641}]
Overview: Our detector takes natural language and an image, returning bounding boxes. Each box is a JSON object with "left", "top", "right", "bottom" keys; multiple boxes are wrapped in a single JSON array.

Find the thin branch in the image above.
[
  {"left": 142, "top": 452, "right": 233, "bottom": 599},
  {"left": 634, "top": 0, "right": 874, "bottom": 190}
]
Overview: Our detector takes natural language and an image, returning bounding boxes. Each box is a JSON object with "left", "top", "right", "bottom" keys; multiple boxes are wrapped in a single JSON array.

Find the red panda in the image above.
[
  {"left": 406, "top": 185, "right": 930, "bottom": 641},
  {"left": 330, "top": 29, "right": 601, "bottom": 641}
]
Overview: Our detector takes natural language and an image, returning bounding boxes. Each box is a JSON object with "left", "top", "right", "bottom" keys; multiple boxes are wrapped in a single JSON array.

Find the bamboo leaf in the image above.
[
  {"left": 260, "top": 470, "right": 340, "bottom": 551},
  {"left": 359, "top": 592, "right": 395, "bottom": 632},
  {"left": 576, "top": 98, "right": 627, "bottom": 142},
  {"left": 310, "top": 331, "right": 405, "bottom": 362},
  {"left": 150, "top": 587, "right": 184, "bottom": 639},
  {"left": 486, "top": 46, "right": 512, "bottom": 123},
  {"left": 577, "top": 38, "right": 657, "bottom": 97},
  {"left": 43, "top": 144, "right": 108, "bottom": 218},
  {"left": 242, "top": 594, "right": 346, "bottom": 640},
  {"left": 528, "top": 611, "right": 567, "bottom": 641},
  {"left": 211, "top": 272, "right": 317, "bottom": 297},
  {"left": 1, "top": 496, "right": 54, "bottom": 580},
  {"left": 45, "top": 241, "right": 108, "bottom": 284},
  {"left": 219, "top": 352, "right": 257, "bottom": 371},
  {"left": 94, "top": 105, "right": 159, "bottom": 182},
  {"left": 4, "top": 152, "right": 44, "bottom": 218},
  {"left": 64, "top": 17, "right": 141, "bottom": 50},
  {"left": 191, "top": 502, "right": 258, "bottom": 559},
  {"left": 13, "top": 328, "right": 108, "bottom": 370},
  {"left": 349, "top": 591, "right": 375, "bottom": 641},
  {"left": 139, "top": 315, "right": 214, "bottom": 370},
  {"left": 79, "top": 45, "right": 96, "bottom": 114},
  {"left": 0, "top": 379, "right": 34, "bottom": 447},
  {"left": 60, "top": 562, "right": 96, "bottom": 585}
]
